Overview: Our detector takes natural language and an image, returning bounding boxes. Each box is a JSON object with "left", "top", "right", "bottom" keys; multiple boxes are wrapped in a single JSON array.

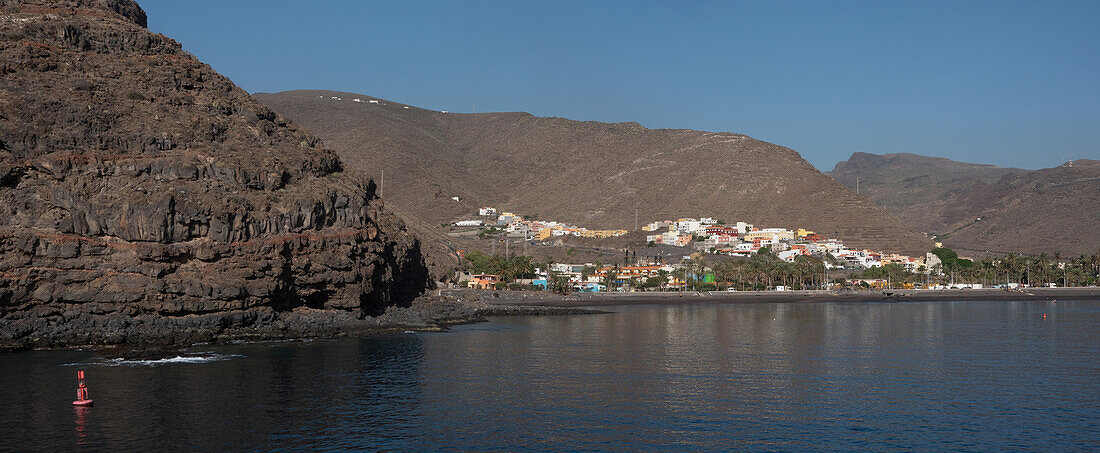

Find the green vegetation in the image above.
[
  {"left": 855, "top": 247, "right": 1100, "bottom": 288},
  {"left": 855, "top": 263, "right": 923, "bottom": 286},
  {"left": 581, "top": 264, "right": 598, "bottom": 281},
  {"left": 601, "top": 268, "right": 618, "bottom": 290},
  {"left": 463, "top": 250, "right": 535, "bottom": 280},
  {"left": 951, "top": 249, "right": 1100, "bottom": 287},
  {"left": 708, "top": 252, "right": 828, "bottom": 291},
  {"left": 477, "top": 227, "right": 503, "bottom": 239},
  {"left": 537, "top": 257, "right": 572, "bottom": 295}
]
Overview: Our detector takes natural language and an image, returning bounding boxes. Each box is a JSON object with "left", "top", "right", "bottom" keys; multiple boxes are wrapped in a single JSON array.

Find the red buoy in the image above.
[{"left": 72, "top": 370, "right": 93, "bottom": 407}]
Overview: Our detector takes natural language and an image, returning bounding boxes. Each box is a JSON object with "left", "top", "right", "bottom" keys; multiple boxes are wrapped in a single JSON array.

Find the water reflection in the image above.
[
  {"left": 73, "top": 406, "right": 90, "bottom": 447},
  {"left": 418, "top": 301, "right": 1098, "bottom": 450},
  {"left": 0, "top": 300, "right": 1096, "bottom": 451},
  {"left": 0, "top": 336, "right": 428, "bottom": 451}
]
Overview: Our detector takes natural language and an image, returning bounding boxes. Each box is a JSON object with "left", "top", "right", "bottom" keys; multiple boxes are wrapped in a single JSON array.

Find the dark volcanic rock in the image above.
[{"left": 0, "top": 0, "right": 431, "bottom": 350}]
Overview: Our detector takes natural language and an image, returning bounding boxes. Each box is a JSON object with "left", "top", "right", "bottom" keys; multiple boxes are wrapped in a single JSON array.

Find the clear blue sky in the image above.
[{"left": 142, "top": 0, "right": 1099, "bottom": 171}]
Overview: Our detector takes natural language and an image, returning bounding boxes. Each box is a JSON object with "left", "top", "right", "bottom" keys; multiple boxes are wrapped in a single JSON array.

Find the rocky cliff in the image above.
[
  {"left": 0, "top": 0, "right": 430, "bottom": 349},
  {"left": 257, "top": 90, "right": 933, "bottom": 256}
]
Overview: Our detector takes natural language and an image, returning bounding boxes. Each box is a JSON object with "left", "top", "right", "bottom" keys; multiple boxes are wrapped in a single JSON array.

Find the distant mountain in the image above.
[
  {"left": 829, "top": 152, "right": 1027, "bottom": 233},
  {"left": 256, "top": 90, "right": 932, "bottom": 255},
  {"left": 829, "top": 153, "right": 1100, "bottom": 256}
]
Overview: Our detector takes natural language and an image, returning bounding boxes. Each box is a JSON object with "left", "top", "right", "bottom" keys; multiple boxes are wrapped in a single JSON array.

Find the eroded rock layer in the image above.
[{"left": 0, "top": 0, "right": 430, "bottom": 348}]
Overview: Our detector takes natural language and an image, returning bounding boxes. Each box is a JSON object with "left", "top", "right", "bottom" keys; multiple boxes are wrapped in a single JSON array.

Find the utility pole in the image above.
[{"left": 856, "top": 176, "right": 860, "bottom": 195}]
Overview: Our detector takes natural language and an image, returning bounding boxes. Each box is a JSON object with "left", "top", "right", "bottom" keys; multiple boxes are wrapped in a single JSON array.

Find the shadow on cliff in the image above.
[{"left": 360, "top": 237, "right": 432, "bottom": 318}]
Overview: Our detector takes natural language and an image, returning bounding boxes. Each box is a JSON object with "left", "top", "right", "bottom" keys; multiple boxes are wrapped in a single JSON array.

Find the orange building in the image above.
[{"left": 468, "top": 274, "right": 501, "bottom": 289}]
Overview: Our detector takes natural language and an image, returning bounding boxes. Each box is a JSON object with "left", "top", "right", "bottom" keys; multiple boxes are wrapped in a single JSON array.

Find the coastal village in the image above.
[{"left": 452, "top": 207, "right": 944, "bottom": 292}]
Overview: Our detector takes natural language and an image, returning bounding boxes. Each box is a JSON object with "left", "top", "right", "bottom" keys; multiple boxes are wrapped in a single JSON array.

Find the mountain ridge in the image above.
[
  {"left": 829, "top": 152, "right": 1099, "bottom": 256},
  {"left": 257, "top": 89, "right": 933, "bottom": 256}
]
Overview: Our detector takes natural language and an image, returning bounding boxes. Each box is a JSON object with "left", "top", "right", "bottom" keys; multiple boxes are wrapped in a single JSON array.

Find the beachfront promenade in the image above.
[{"left": 454, "top": 287, "right": 1100, "bottom": 307}]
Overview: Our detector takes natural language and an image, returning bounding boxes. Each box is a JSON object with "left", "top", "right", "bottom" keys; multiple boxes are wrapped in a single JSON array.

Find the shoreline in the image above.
[
  {"left": 6, "top": 288, "right": 1094, "bottom": 353},
  {"left": 0, "top": 292, "right": 605, "bottom": 354},
  {"left": 475, "top": 287, "right": 1100, "bottom": 307}
]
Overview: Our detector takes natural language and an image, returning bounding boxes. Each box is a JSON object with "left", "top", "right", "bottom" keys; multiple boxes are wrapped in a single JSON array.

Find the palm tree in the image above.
[
  {"left": 581, "top": 264, "right": 597, "bottom": 282},
  {"left": 656, "top": 269, "right": 670, "bottom": 291},
  {"left": 602, "top": 267, "right": 619, "bottom": 291},
  {"left": 671, "top": 267, "right": 686, "bottom": 291}
]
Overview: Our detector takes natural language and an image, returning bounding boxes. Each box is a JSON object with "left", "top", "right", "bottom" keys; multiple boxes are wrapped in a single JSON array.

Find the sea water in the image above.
[{"left": 1, "top": 300, "right": 1097, "bottom": 451}]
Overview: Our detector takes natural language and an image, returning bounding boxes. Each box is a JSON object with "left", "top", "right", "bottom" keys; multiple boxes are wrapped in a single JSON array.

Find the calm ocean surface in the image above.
[{"left": 1, "top": 300, "right": 1097, "bottom": 451}]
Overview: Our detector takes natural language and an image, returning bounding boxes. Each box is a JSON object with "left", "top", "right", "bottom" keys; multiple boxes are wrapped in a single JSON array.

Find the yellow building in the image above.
[
  {"left": 743, "top": 229, "right": 795, "bottom": 241},
  {"left": 796, "top": 228, "right": 815, "bottom": 238},
  {"left": 578, "top": 229, "right": 628, "bottom": 239}
]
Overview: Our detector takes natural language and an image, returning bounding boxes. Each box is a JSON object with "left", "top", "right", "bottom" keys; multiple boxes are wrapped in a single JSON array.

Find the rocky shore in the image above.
[{"left": 0, "top": 290, "right": 604, "bottom": 353}]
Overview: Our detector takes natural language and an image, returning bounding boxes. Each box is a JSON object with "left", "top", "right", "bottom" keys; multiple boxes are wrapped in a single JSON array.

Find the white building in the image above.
[
  {"left": 675, "top": 219, "right": 706, "bottom": 235},
  {"left": 478, "top": 207, "right": 497, "bottom": 217},
  {"left": 733, "top": 222, "right": 753, "bottom": 234},
  {"left": 735, "top": 242, "right": 756, "bottom": 251},
  {"left": 454, "top": 220, "right": 483, "bottom": 227},
  {"left": 924, "top": 252, "right": 942, "bottom": 274},
  {"left": 777, "top": 250, "right": 801, "bottom": 262}
]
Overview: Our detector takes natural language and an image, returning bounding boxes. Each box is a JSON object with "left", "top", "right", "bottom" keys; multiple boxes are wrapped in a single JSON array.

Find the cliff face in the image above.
[
  {"left": 0, "top": 1, "right": 430, "bottom": 348},
  {"left": 257, "top": 90, "right": 933, "bottom": 256}
]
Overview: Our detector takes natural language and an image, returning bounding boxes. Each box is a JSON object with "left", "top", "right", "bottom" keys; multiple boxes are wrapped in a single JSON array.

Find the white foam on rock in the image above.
[{"left": 64, "top": 353, "right": 242, "bottom": 367}]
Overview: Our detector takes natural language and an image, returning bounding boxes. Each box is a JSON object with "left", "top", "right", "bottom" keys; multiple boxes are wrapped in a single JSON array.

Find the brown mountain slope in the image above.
[
  {"left": 0, "top": 1, "right": 429, "bottom": 348},
  {"left": 829, "top": 153, "right": 1100, "bottom": 256},
  {"left": 828, "top": 152, "right": 1027, "bottom": 233},
  {"left": 936, "top": 160, "right": 1100, "bottom": 256},
  {"left": 256, "top": 90, "right": 932, "bottom": 255}
]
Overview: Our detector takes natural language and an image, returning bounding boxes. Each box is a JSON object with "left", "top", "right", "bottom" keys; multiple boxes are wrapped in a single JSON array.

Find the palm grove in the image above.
[{"left": 461, "top": 246, "right": 1100, "bottom": 292}]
